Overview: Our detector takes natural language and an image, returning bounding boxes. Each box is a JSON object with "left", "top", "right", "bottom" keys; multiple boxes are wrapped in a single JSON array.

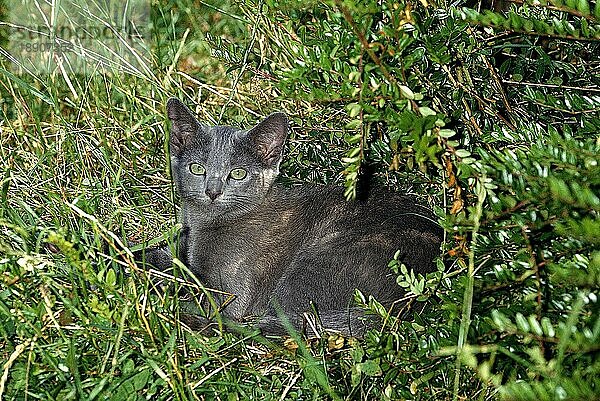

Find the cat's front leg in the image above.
[
  {"left": 132, "top": 226, "right": 189, "bottom": 271},
  {"left": 133, "top": 245, "right": 174, "bottom": 271}
]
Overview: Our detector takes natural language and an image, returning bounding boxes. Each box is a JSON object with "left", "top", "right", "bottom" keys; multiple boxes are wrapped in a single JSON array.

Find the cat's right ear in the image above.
[{"left": 166, "top": 98, "right": 202, "bottom": 156}]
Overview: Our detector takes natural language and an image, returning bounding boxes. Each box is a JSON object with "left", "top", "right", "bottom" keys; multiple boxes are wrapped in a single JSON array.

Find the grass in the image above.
[
  {"left": 0, "top": 1, "right": 479, "bottom": 400},
  {"left": 3, "top": 0, "right": 598, "bottom": 399}
]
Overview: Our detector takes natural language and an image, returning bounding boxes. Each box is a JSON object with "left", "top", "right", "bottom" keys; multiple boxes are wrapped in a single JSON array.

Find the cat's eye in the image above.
[
  {"left": 189, "top": 163, "right": 206, "bottom": 176},
  {"left": 229, "top": 168, "right": 247, "bottom": 180}
]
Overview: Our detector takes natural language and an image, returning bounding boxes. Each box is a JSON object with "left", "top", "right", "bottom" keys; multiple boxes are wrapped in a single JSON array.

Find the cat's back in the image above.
[
  {"left": 253, "top": 184, "right": 442, "bottom": 314},
  {"left": 265, "top": 184, "right": 442, "bottom": 272},
  {"left": 269, "top": 183, "right": 440, "bottom": 236}
]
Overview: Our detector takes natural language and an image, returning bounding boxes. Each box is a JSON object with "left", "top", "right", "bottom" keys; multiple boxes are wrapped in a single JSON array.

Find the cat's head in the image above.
[{"left": 166, "top": 98, "right": 288, "bottom": 223}]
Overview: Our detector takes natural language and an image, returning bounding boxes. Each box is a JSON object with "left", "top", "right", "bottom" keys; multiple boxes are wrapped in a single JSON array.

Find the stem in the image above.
[
  {"left": 556, "top": 292, "right": 586, "bottom": 373},
  {"left": 453, "top": 176, "right": 486, "bottom": 399},
  {"left": 334, "top": 0, "right": 396, "bottom": 87},
  {"left": 334, "top": 0, "right": 419, "bottom": 109}
]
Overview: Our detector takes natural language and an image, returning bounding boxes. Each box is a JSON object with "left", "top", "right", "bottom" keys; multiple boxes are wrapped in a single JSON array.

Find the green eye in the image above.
[
  {"left": 229, "top": 168, "right": 247, "bottom": 180},
  {"left": 189, "top": 163, "right": 206, "bottom": 176}
]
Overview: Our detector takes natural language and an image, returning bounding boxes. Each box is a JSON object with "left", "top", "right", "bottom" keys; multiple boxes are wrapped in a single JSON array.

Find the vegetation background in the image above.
[{"left": 0, "top": 0, "right": 598, "bottom": 399}]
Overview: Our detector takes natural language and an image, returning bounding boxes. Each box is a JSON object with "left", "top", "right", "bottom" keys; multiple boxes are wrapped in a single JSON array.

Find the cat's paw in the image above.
[{"left": 180, "top": 313, "right": 219, "bottom": 333}]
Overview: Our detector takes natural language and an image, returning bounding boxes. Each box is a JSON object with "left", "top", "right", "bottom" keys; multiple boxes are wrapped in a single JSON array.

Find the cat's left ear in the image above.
[{"left": 247, "top": 112, "right": 288, "bottom": 168}]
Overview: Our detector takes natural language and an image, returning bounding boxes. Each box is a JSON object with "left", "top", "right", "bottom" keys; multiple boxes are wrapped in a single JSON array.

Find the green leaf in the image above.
[
  {"left": 0, "top": 67, "right": 54, "bottom": 105},
  {"left": 439, "top": 129, "right": 456, "bottom": 138},
  {"left": 576, "top": 0, "right": 590, "bottom": 14},
  {"left": 528, "top": 315, "right": 544, "bottom": 336},
  {"left": 345, "top": 119, "right": 362, "bottom": 129},
  {"left": 106, "top": 268, "right": 117, "bottom": 287},
  {"left": 356, "top": 359, "right": 383, "bottom": 377},
  {"left": 549, "top": 177, "right": 573, "bottom": 202},
  {"left": 398, "top": 85, "right": 415, "bottom": 99},
  {"left": 419, "top": 107, "right": 437, "bottom": 117},
  {"left": 508, "top": 12, "right": 523, "bottom": 30},
  {"left": 347, "top": 103, "right": 362, "bottom": 118},
  {"left": 515, "top": 313, "right": 530, "bottom": 332},
  {"left": 345, "top": 133, "right": 363, "bottom": 144},
  {"left": 455, "top": 149, "right": 471, "bottom": 158}
]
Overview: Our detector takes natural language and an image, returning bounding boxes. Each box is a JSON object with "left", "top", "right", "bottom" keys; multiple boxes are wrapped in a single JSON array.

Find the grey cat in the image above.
[{"left": 137, "top": 98, "right": 443, "bottom": 336}]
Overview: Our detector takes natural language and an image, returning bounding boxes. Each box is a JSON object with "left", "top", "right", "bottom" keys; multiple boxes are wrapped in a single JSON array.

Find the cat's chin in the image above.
[{"left": 189, "top": 201, "right": 258, "bottom": 225}]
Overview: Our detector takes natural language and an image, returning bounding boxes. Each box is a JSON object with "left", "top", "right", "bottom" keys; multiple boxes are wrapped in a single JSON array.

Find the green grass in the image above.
[
  {"left": 0, "top": 2, "right": 457, "bottom": 400},
  {"left": 3, "top": 0, "right": 598, "bottom": 400}
]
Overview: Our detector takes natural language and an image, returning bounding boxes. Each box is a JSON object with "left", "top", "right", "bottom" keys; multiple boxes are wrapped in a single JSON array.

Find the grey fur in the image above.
[{"left": 138, "top": 98, "right": 443, "bottom": 337}]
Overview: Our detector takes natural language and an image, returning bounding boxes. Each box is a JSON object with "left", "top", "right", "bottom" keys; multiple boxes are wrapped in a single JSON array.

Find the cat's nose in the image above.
[
  {"left": 205, "top": 188, "right": 222, "bottom": 201},
  {"left": 205, "top": 178, "right": 223, "bottom": 201}
]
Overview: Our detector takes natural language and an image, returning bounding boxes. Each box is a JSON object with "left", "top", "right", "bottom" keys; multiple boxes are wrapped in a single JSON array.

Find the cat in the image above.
[{"left": 136, "top": 97, "right": 443, "bottom": 337}]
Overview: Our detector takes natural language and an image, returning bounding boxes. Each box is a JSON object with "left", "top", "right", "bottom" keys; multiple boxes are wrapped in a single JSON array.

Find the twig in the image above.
[
  {"left": 280, "top": 372, "right": 302, "bottom": 401},
  {"left": 480, "top": 200, "right": 530, "bottom": 226},
  {"left": 520, "top": 227, "right": 543, "bottom": 318},
  {"left": 480, "top": 55, "right": 517, "bottom": 129},
  {"left": 468, "top": 21, "right": 600, "bottom": 42},
  {"left": 334, "top": 0, "right": 419, "bottom": 109},
  {"left": 507, "top": 0, "right": 600, "bottom": 22},
  {"left": 190, "top": 358, "right": 238, "bottom": 390},
  {"left": 334, "top": 1, "right": 395, "bottom": 88},
  {"left": 478, "top": 269, "right": 535, "bottom": 296},
  {"left": 0, "top": 340, "right": 31, "bottom": 399},
  {"left": 217, "top": 19, "right": 259, "bottom": 123},
  {"left": 501, "top": 79, "right": 600, "bottom": 93}
]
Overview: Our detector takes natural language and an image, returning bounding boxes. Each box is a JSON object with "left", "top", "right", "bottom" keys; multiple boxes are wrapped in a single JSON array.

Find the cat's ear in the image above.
[
  {"left": 166, "top": 98, "right": 202, "bottom": 155},
  {"left": 247, "top": 112, "right": 288, "bottom": 168}
]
